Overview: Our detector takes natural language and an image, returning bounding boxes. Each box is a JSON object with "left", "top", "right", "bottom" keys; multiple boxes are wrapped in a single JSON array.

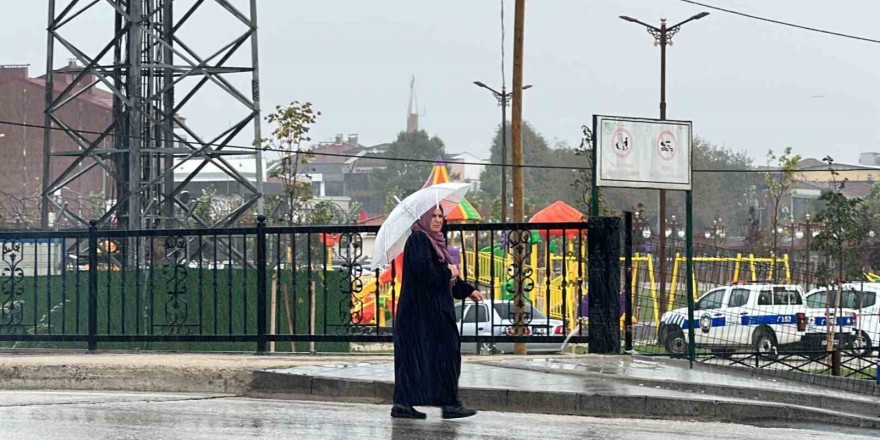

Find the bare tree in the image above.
[{"left": 764, "top": 147, "right": 801, "bottom": 280}]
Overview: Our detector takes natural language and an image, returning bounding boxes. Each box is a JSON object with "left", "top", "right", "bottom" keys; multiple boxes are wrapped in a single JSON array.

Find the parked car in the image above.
[
  {"left": 454, "top": 301, "right": 567, "bottom": 354},
  {"left": 658, "top": 283, "right": 807, "bottom": 357},
  {"left": 848, "top": 282, "right": 880, "bottom": 355},
  {"left": 801, "top": 285, "right": 863, "bottom": 354}
]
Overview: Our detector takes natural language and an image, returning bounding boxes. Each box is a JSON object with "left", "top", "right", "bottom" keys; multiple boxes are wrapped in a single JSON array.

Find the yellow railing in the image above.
[
  {"left": 667, "top": 253, "right": 791, "bottom": 312},
  {"left": 357, "top": 248, "right": 792, "bottom": 329}
]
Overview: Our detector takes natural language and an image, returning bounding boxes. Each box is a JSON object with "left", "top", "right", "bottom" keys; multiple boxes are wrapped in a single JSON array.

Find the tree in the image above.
[
  {"left": 812, "top": 157, "right": 868, "bottom": 284},
  {"left": 370, "top": 130, "right": 447, "bottom": 209},
  {"left": 742, "top": 206, "right": 763, "bottom": 255},
  {"left": 478, "top": 122, "right": 592, "bottom": 220},
  {"left": 259, "top": 101, "right": 320, "bottom": 225},
  {"left": 571, "top": 126, "right": 614, "bottom": 216},
  {"left": 764, "top": 147, "right": 801, "bottom": 273}
]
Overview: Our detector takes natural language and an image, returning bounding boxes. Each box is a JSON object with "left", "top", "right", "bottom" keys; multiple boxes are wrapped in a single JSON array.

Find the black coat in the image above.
[{"left": 393, "top": 231, "right": 475, "bottom": 407}]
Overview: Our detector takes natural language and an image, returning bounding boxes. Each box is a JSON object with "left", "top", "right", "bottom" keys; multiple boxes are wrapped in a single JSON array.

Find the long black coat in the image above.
[{"left": 393, "top": 231, "right": 475, "bottom": 407}]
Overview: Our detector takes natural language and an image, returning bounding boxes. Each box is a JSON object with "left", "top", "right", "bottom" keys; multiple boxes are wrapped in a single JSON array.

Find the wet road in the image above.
[{"left": 0, "top": 391, "right": 876, "bottom": 439}]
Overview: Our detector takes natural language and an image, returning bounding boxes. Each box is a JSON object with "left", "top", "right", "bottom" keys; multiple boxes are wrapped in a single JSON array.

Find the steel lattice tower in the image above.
[{"left": 41, "top": 0, "right": 264, "bottom": 229}]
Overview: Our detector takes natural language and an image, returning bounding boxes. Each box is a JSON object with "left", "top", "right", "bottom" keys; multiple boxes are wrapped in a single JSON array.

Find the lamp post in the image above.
[
  {"left": 666, "top": 214, "right": 685, "bottom": 244},
  {"left": 473, "top": 81, "right": 532, "bottom": 222},
  {"left": 619, "top": 11, "right": 710, "bottom": 315},
  {"left": 633, "top": 205, "right": 651, "bottom": 252},
  {"left": 801, "top": 213, "right": 821, "bottom": 289},
  {"left": 702, "top": 217, "right": 726, "bottom": 253}
]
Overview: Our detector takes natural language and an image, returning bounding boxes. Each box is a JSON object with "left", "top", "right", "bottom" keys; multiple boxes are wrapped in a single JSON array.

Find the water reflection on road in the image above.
[{"left": 0, "top": 391, "right": 876, "bottom": 440}]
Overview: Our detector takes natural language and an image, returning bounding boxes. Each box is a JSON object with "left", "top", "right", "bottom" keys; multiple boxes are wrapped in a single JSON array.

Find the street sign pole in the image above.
[
  {"left": 590, "top": 115, "right": 599, "bottom": 217},
  {"left": 685, "top": 190, "right": 696, "bottom": 367}
]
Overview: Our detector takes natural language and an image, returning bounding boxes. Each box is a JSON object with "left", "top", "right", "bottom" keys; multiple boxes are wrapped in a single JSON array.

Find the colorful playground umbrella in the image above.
[
  {"left": 371, "top": 182, "right": 472, "bottom": 269},
  {"left": 528, "top": 201, "right": 586, "bottom": 238},
  {"left": 422, "top": 160, "right": 481, "bottom": 222}
]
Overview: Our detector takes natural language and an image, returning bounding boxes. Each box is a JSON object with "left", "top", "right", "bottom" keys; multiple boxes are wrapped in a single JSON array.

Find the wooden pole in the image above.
[{"left": 512, "top": 0, "right": 527, "bottom": 355}]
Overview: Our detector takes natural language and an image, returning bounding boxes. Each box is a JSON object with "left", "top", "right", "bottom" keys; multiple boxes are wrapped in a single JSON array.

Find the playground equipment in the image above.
[{"left": 350, "top": 246, "right": 794, "bottom": 330}]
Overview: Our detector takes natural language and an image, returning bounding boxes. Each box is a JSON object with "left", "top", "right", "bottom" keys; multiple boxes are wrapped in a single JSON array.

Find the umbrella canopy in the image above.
[
  {"left": 528, "top": 201, "right": 586, "bottom": 238},
  {"left": 422, "top": 160, "right": 482, "bottom": 222},
  {"left": 371, "top": 182, "right": 472, "bottom": 269}
]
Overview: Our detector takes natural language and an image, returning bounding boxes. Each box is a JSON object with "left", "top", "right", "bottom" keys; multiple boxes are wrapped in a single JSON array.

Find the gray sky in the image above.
[{"left": 3, "top": 1, "right": 880, "bottom": 165}]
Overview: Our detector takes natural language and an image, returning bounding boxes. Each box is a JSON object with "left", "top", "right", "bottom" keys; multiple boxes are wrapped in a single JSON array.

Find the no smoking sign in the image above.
[{"left": 657, "top": 131, "right": 676, "bottom": 161}]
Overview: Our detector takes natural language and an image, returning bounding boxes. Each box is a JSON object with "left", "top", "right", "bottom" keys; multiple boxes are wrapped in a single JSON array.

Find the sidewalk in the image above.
[{"left": 1, "top": 351, "right": 879, "bottom": 430}]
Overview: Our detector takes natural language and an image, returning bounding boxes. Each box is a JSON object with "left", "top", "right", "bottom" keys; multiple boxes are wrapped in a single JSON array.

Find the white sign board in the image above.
[{"left": 594, "top": 115, "right": 692, "bottom": 191}]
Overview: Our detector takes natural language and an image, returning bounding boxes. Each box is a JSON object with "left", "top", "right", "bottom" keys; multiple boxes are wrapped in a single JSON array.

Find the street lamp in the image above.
[
  {"left": 666, "top": 214, "right": 685, "bottom": 246},
  {"left": 619, "top": 11, "right": 710, "bottom": 315},
  {"left": 705, "top": 217, "right": 726, "bottom": 250},
  {"left": 473, "top": 81, "right": 533, "bottom": 222},
  {"left": 633, "top": 205, "right": 652, "bottom": 252}
]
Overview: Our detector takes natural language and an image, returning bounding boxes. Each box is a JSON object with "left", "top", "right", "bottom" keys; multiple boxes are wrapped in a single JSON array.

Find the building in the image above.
[
  {"left": 303, "top": 135, "right": 390, "bottom": 216},
  {"left": 796, "top": 157, "right": 880, "bottom": 185},
  {"left": 0, "top": 62, "right": 112, "bottom": 227},
  {"left": 756, "top": 157, "right": 880, "bottom": 225},
  {"left": 447, "top": 152, "right": 487, "bottom": 191}
]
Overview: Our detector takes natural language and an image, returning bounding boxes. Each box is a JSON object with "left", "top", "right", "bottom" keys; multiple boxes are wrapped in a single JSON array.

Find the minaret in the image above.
[{"left": 406, "top": 75, "right": 418, "bottom": 133}]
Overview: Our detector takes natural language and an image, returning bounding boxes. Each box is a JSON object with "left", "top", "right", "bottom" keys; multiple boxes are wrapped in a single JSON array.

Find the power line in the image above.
[
  {"left": 0, "top": 118, "right": 875, "bottom": 174},
  {"left": 679, "top": 0, "right": 880, "bottom": 45}
]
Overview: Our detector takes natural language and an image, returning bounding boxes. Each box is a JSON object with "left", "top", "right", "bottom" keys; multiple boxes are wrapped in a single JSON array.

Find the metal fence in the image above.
[
  {"left": 627, "top": 236, "right": 880, "bottom": 392},
  {"left": 0, "top": 218, "right": 589, "bottom": 353},
  {"left": 2, "top": 216, "right": 876, "bottom": 391}
]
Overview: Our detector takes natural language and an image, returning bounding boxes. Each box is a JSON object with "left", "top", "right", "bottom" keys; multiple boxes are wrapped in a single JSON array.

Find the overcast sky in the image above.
[{"left": 2, "top": 0, "right": 879, "bottom": 166}]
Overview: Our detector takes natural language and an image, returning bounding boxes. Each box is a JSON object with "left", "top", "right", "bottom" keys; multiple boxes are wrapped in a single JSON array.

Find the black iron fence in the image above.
[
  {"left": 3, "top": 215, "right": 876, "bottom": 390},
  {"left": 0, "top": 219, "right": 590, "bottom": 353}
]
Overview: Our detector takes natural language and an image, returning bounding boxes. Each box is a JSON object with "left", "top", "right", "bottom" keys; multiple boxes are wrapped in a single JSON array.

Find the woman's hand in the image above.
[
  {"left": 468, "top": 290, "right": 484, "bottom": 303},
  {"left": 447, "top": 264, "right": 460, "bottom": 279}
]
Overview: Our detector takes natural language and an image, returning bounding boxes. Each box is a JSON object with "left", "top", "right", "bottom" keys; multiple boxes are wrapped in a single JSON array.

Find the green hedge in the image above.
[{"left": 0, "top": 267, "right": 350, "bottom": 352}]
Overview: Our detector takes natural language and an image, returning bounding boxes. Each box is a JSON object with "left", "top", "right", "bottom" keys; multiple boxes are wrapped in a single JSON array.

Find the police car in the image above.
[
  {"left": 658, "top": 283, "right": 807, "bottom": 357},
  {"left": 849, "top": 282, "right": 880, "bottom": 355},
  {"left": 801, "top": 285, "right": 865, "bottom": 354}
]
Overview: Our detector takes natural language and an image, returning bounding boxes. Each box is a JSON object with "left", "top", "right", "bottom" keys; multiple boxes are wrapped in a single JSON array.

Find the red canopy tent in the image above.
[{"left": 528, "top": 201, "right": 586, "bottom": 238}]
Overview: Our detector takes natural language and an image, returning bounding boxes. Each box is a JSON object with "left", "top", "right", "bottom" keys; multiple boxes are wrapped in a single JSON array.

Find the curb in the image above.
[
  {"left": 477, "top": 360, "right": 880, "bottom": 419},
  {"left": 0, "top": 364, "right": 254, "bottom": 395},
  {"left": 248, "top": 371, "right": 880, "bottom": 429}
]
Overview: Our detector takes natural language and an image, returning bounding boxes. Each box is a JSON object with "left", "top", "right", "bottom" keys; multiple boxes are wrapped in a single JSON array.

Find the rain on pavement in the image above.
[{"left": 0, "top": 391, "right": 877, "bottom": 439}]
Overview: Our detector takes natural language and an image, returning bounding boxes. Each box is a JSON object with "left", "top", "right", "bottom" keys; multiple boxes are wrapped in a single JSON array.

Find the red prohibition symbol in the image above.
[
  {"left": 657, "top": 131, "right": 676, "bottom": 161},
  {"left": 612, "top": 128, "right": 633, "bottom": 158}
]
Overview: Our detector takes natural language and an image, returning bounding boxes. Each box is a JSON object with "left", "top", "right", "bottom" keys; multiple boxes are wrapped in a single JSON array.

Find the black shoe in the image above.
[
  {"left": 391, "top": 405, "right": 427, "bottom": 419},
  {"left": 441, "top": 404, "right": 477, "bottom": 419}
]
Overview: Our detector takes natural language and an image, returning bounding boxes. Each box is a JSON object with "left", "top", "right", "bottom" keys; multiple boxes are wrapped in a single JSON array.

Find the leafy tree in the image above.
[
  {"left": 812, "top": 156, "right": 867, "bottom": 285},
  {"left": 370, "top": 130, "right": 447, "bottom": 208},
  {"left": 477, "top": 122, "right": 592, "bottom": 221},
  {"left": 259, "top": 101, "right": 320, "bottom": 225},
  {"left": 191, "top": 187, "right": 218, "bottom": 225},
  {"left": 764, "top": 147, "right": 801, "bottom": 271},
  {"left": 742, "top": 206, "right": 764, "bottom": 255},
  {"left": 572, "top": 126, "right": 614, "bottom": 216},
  {"left": 657, "top": 138, "right": 757, "bottom": 237}
]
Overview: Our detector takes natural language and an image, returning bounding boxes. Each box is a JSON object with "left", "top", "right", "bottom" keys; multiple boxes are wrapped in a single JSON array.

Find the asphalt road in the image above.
[{"left": 0, "top": 391, "right": 876, "bottom": 439}]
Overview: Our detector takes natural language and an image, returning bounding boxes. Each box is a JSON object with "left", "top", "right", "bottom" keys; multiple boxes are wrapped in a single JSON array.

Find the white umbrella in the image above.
[{"left": 371, "top": 182, "right": 472, "bottom": 270}]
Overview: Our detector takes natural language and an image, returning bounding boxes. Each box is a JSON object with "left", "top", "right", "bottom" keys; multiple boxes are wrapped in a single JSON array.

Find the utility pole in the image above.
[{"left": 511, "top": 0, "right": 527, "bottom": 355}]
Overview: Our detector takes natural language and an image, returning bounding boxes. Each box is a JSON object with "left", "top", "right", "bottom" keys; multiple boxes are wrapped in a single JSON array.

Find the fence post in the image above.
[
  {"left": 256, "top": 216, "right": 268, "bottom": 353},
  {"left": 624, "top": 212, "right": 634, "bottom": 353},
  {"left": 87, "top": 220, "right": 98, "bottom": 352}
]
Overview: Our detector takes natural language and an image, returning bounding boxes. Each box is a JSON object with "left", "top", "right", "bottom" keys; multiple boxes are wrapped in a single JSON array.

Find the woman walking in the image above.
[{"left": 391, "top": 206, "right": 483, "bottom": 419}]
